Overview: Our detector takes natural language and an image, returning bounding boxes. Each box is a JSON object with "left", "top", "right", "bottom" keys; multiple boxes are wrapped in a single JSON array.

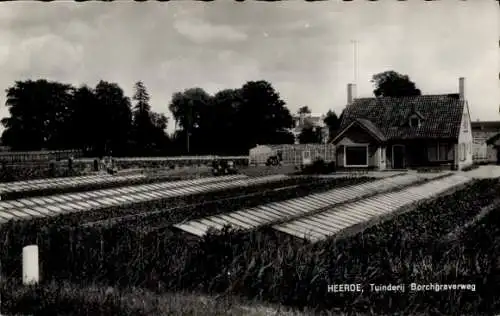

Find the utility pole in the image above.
[
  {"left": 351, "top": 40, "right": 359, "bottom": 95},
  {"left": 186, "top": 100, "right": 192, "bottom": 154}
]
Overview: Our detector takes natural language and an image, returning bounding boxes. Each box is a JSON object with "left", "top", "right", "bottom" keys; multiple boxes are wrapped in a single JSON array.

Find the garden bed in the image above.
[
  {"left": 0, "top": 177, "right": 373, "bottom": 285},
  {"left": 0, "top": 173, "right": 208, "bottom": 200},
  {"left": 6, "top": 178, "right": 498, "bottom": 314}
]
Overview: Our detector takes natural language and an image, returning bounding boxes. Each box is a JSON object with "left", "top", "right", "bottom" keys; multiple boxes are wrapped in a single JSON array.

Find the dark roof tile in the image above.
[
  {"left": 355, "top": 118, "right": 387, "bottom": 141},
  {"left": 336, "top": 94, "right": 464, "bottom": 141}
]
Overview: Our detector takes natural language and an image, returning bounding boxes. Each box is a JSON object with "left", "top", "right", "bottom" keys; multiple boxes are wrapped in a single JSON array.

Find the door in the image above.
[
  {"left": 302, "top": 150, "right": 312, "bottom": 166},
  {"left": 392, "top": 145, "right": 405, "bottom": 169}
]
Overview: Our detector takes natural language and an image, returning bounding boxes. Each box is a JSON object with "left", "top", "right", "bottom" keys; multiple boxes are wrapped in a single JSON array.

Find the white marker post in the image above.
[{"left": 22, "top": 245, "right": 39, "bottom": 285}]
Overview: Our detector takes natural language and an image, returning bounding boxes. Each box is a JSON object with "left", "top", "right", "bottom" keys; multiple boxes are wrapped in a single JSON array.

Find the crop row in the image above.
[
  {"left": 81, "top": 176, "right": 377, "bottom": 230},
  {"left": 4, "top": 178, "right": 498, "bottom": 315},
  {"left": 0, "top": 173, "right": 207, "bottom": 201},
  {"left": 0, "top": 164, "right": 80, "bottom": 183},
  {"left": 0, "top": 177, "right": 372, "bottom": 280},
  {"left": 3, "top": 197, "right": 500, "bottom": 316}
]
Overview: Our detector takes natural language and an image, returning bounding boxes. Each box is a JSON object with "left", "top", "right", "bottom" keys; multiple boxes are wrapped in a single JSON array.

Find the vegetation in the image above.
[
  {"left": 0, "top": 177, "right": 371, "bottom": 283},
  {"left": 297, "top": 157, "right": 336, "bottom": 174},
  {"left": 0, "top": 163, "right": 81, "bottom": 183},
  {"left": 371, "top": 70, "right": 422, "bottom": 97},
  {"left": 0, "top": 172, "right": 203, "bottom": 200},
  {"left": 0, "top": 279, "right": 307, "bottom": 316},
  {"left": 2, "top": 178, "right": 499, "bottom": 315},
  {"left": 461, "top": 163, "right": 481, "bottom": 172}
]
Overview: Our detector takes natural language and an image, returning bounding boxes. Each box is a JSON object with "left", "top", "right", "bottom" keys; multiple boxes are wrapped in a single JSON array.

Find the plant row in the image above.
[
  {"left": 0, "top": 172, "right": 203, "bottom": 200},
  {"left": 4, "top": 183, "right": 499, "bottom": 316},
  {"left": 0, "top": 165, "right": 82, "bottom": 183},
  {"left": 3, "top": 178, "right": 499, "bottom": 315},
  {"left": 0, "top": 177, "right": 373, "bottom": 281},
  {"left": 82, "top": 176, "right": 373, "bottom": 230}
]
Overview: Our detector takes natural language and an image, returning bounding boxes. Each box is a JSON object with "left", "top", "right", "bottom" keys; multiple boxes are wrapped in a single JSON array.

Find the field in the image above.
[{"left": 0, "top": 161, "right": 500, "bottom": 315}]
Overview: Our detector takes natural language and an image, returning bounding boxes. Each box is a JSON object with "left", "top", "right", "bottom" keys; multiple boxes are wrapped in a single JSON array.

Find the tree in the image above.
[
  {"left": 133, "top": 81, "right": 151, "bottom": 113},
  {"left": 1, "top": 80, "right": 74, "bottom": 150},
  {"left": 69, "top": 85, "right": 101, "bottom": 154},
  {"left": 298, "top": 106, "right": 311, "bottom": 114},
  {"left": 237, "top": 80, "right": 294, "bottom": 149},
  {"left": 207, "top": 89, "right": 242, "bottom": 154},
  {"left": 298, "top": 119, "right": 323, "bottom": 144},
  {"left": 371, "top": 70, "right": 421, "bottom": 97},
  {"left": 132, "top": 81, "right": 155, "bottom": 154},
  {"left": 323, "top": 110, "right": 340, "bottom": 141},
  {"left": 168, "top": 87, "right": 212, "bottom": 154},
  {"left": 148, "top": 112, "right": 170, "bottom": 154},
  {"left": 93, "top": 81, "right": 133, "bottom": 156}
]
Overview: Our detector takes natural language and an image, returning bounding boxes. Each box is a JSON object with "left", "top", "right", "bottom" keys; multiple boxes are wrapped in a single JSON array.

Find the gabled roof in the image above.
[
  {"left": 331, "top": 118, "right": 386, "bottom": 144},
  {"left": 332, "top": 94, "right": 464, "bottom": 141}
]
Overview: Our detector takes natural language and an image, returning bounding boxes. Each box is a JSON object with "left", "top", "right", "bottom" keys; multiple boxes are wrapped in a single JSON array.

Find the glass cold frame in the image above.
[
  {"left": 274, "top": 174, "right": 469, "bottom": 241},
  {"left": 0, "top": 174, "right": 285, "bottom": 223}
]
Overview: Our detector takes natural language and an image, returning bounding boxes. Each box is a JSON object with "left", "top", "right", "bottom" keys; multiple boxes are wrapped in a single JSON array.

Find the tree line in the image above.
[{"left": 1, "top": 71, "right": 419, "bottom": 157}]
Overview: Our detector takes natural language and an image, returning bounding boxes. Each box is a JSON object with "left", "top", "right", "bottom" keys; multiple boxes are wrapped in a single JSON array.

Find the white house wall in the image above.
[{"left": 457, "top": 101, "right": 473, "bottom": 169}]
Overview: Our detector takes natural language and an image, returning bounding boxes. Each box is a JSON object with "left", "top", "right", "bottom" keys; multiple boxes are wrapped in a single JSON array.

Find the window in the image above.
[
  {"left": 344, "top": 145, "right": 368, "bottom": 167},
  {"left": 428, "top": 143, "right": 453, "bottom": 161},
  {"left": 410, "top": 117, "right": 420, "bottom": 127},
  {"left": 439, "top": 143, "right": 453, "bottom": 161},
  {"left": 462, "top": 114, "right": 468, "bottom": 132},
  {"left": 427, "top": 144, "right": 437, "bottom": 161}
]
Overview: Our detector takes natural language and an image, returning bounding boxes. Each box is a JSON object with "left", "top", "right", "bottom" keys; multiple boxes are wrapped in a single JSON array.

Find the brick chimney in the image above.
[
  {"left": 347, "top": 83, "right": 356, "bottom": 104},
  {"left": 459, "top": 77, "right": 465, "bottom": 101}
]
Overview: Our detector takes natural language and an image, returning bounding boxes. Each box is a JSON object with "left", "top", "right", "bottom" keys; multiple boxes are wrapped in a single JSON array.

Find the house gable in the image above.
[
  {"left": 333, "top": 94, "right": 464, "bottom": 142},
  {"left": 457, "top": 100, "right": 473, "bottom": 167},
  {"left": 331, "top": 119, "right": 385, "bottom": 145}
]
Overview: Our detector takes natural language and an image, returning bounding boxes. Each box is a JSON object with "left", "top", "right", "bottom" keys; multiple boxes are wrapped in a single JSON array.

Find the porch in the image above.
[
  {"left": 336, "top": 140, "right": 457, "bottom": 171},
  {"left": 385, "top": 140, "right": 456, "bottom": 170}
]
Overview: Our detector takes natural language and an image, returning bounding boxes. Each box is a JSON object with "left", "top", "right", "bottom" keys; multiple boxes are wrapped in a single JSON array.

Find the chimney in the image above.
[
  {"left": 347, "top": 83, "right": 356, "bottom": 104},
  {"left": 459, "top": 77, "right": 465, "bottom": 100}
]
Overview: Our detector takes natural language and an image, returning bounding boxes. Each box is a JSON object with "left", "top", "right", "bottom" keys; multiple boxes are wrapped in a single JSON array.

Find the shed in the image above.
[{"left": 249, "top": 143, "right": 335, "bottom": 166}]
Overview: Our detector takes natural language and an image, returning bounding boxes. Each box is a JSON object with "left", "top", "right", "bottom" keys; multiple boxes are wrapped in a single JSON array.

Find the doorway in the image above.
[{"left": 392, "top": 145, "right": 405, "bottom": 169}]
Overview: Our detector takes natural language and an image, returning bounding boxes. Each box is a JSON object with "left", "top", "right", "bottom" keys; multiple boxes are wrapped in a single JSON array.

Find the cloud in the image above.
[
  {"left": 0, "top": 0, "right": 496, "bottom": 135},
  {"left": 173, "top": 18, "right": 247, "bottom": 44}
]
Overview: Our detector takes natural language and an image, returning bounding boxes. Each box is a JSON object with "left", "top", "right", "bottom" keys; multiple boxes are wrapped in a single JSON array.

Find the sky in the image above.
[{"left": 0, "top": 0, "right": 498, "bottom": 134}]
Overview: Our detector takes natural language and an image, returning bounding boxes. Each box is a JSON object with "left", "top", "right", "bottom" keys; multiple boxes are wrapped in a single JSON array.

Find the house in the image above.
[
  {"left": 485, "top": 133, "right": 500, "bottom": 164},
  {"left": 330, "top": 78, "right": 473, "bottom": 171},
  {"left": 471, "top": 121, "right": 500, "bottom": 163},
  {"left": 290, "top": 113, "right": 329, "bottom": 144}
]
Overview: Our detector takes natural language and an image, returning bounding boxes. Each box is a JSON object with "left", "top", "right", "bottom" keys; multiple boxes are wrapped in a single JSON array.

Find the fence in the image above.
[
  {"left": 249, "top": 144, "right": 335, "bottom": 166},
  {"left": 74, "top": 155, "right": 250, "bottom": 171},
  {"left": 0, "top": 149, "right": 82, "bottom": 164}
]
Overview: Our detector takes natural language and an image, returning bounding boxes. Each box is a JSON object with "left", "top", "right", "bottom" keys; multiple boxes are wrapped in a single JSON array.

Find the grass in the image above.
[
  {"left": 0, "top": 164, "right": 82, "bottom": 183},
  {"left": 3, "top": 190, "right": 500, "bottom": 315},
  {"left": 0, "top": 177, "right": 373, "bottom": 286},
  {"left": 3, "top": 173, "right": 500, "bottom": 314},
  {"left": 1, "top": 279, "right": 306, "bottom": 316},
  {"left": 8, "top": 178, "right": 492, "bottom": 315}
]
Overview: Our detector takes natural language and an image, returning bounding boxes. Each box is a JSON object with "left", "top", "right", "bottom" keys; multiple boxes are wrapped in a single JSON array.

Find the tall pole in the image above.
[
  {"left": 351, "top": 40, "right": 359, "bottom": 93},
  {"left": 186, "top": 100, "right": 192, "bottom": 154}
]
